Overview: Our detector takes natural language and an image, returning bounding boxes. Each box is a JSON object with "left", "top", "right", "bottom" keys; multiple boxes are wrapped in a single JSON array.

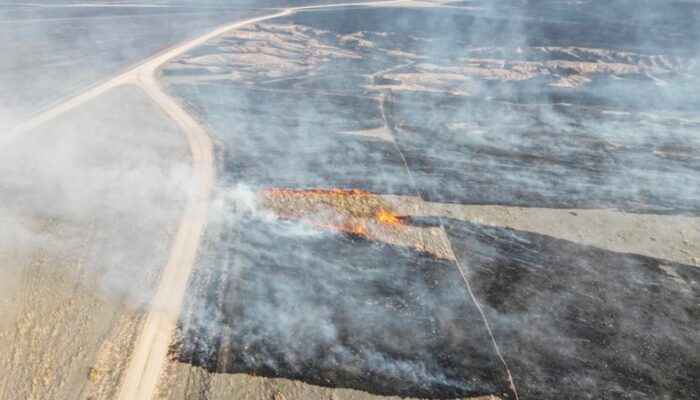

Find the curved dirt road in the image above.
[
  {"left": 119, "top": 3, "right": 410, "bottom": 399},
  {"left": 117, "top": 10, "right": 296, "bottom": 400},
  {"left": 119, "top": 2, "right": 407, "bottom": 399}
]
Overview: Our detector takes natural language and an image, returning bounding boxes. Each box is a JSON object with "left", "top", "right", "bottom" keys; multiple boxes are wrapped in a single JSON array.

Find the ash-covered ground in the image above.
[
  {"left": 160, "top": 2, "right": 700, "bottom": 400},
  {"left": 1, "top": 1, "right": 695, "bottom": 399},
  {"left": 176, "top": 214, "right": 513, "bottom": 398},
  {"left": 165, "top": 4, "right": 700, "bottom": 214}
]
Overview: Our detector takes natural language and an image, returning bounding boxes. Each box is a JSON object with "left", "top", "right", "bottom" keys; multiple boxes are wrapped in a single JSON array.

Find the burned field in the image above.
[
  {"left": 173, "top": 209, "right": 700, "bottom": 399},
  {"left": 174, "top": 214, "right": 513, "bottom": 399},
  {"left": 170, "top": 86, "right": 416, "bottom": 195},
  {"left": 444, "top": 220, "right": 700, "bottom": 399},
  {"left": 161, "top": 3, "right": 700, "bottom": 399},
  {"left": 388, "top": 94, "right": 700, "bottom": 214},
  {"left": 164, "top": 4, "right": 700, "bottom": 214}
]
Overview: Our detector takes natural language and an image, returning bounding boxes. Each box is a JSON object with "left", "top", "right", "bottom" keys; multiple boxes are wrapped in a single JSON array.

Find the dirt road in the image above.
[{"left": 121, "top": 3, "right": 421, "bottom": 397}]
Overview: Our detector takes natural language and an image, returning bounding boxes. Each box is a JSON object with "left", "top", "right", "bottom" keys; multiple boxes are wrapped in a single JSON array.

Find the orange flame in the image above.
[
  {"left": 260, "top": 187, "right": 385, "bottom": 236},
  {"left": 375, "top": 207, "right": 403, "bottom": 225}
]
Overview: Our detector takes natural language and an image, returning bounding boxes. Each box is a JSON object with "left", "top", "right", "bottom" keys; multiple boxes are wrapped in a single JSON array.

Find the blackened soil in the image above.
[
  {"left": 174, "top": 215, "right": 515, "bottom": 399},
  {"left": 387, "top": 92, "right": 700, "bottom": 215},
  {"left": 444, "top": 219, "right": 700, "bottom": 399}
]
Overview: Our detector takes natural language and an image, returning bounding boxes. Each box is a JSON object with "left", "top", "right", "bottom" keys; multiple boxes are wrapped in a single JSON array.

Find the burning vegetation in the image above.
[
  {"left": 258, "top": 188, "right": 453, "bottom": 260},
  {"left": 375, "top": 207, "right": 403, "bottom": 226}
]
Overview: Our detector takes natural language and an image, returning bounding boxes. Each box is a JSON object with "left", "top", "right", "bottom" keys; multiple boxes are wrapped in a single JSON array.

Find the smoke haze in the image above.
[{"left": 1, "top": 1, "right": 699, "bottom": 399}]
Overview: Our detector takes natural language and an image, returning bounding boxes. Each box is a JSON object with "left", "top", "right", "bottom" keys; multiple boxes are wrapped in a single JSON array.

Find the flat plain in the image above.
[{"left": 1, "top": 1, "right": 698, "bottom": 400}]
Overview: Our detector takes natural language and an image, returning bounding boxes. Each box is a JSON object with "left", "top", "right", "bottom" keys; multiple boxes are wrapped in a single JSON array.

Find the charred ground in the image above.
[
  {"left": 161, "top": 3, "right": 700, "bottom": 399},
  {"left": 174, "top": 214, "right": 513, "bottom": 399}
]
